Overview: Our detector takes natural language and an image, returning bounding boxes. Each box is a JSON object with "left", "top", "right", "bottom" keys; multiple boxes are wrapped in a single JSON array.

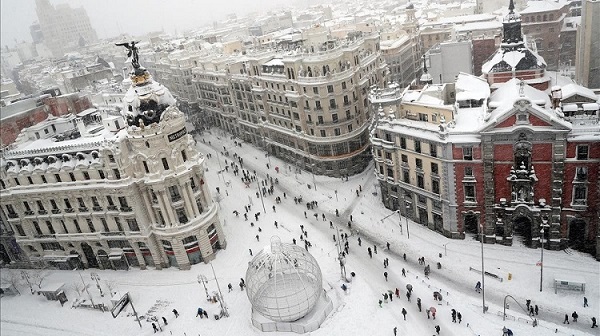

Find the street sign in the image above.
[{"left": 111, "top": 292, "right": 129, "bottom": 318}]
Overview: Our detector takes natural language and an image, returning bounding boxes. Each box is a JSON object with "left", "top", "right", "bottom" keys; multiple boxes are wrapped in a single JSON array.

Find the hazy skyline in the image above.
[{"left": 1, "top": 0, "right": 301, "bottom": 48}]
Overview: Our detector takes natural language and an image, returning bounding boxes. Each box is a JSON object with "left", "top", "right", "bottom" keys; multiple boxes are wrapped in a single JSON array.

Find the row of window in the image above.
[
  {"left": 13, "top": 216, "right": 139, "bottom": 238},
  {"left": 2, "top": 169, "right": 121, "bottom": 189},
  {"left": 5, "top": 194, "right": 131, "bottom": 217}
]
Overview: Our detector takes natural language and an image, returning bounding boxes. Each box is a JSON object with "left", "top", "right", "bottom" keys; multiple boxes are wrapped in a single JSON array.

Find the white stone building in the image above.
[{"left": 0, "top": 59, "right": 226, "bottom": 271}]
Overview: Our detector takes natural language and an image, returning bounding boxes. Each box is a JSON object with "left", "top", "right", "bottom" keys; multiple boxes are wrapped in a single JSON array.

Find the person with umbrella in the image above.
[
  {"left": 406, "top": 284, "right": 413, "bottom": 294},
  {"left": 429, "top": 306, "right": 437, "bottom": 319}
]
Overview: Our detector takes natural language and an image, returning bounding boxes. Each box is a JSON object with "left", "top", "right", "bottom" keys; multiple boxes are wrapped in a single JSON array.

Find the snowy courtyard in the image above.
[{"left": 1, "top": 128, "right": 598, "bottom": 336}]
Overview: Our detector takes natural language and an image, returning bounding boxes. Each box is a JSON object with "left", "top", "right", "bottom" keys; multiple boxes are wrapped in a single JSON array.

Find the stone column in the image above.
[
  {"left": 130, "top": 241, "right": 146, "bottom": 270},
  {"left": 171, "top": 237, "right": 191, "bottom": 270},
  {"left": 180, "top": 182, "right": 195, "bottom": 220},
  {"left": 186, "top": 182, "right": 200, "bottom": 217},
  {"left": 147, "top": 236, "right": 166, "bottom": 270},
  {"left": 160, "top": 190, "right": 177, "bottom": 225},
  {"left": 141, "top": 189, "right": 157, "bottom": 224}
]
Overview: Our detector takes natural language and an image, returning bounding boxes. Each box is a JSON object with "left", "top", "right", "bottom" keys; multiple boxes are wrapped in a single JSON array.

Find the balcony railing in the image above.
[
  {"left": 79, "top": 207, "right": 89, "bottom": 212},
  {"left": 8, "top": 213, "right": 19, "bottom": 218},
  {"left": 65, "top": 208, "right": 74, "bottom": 213},
  {"left": 92, "top": 206, "right": 103, "bottom": 212},
  {"left": 107, "top": 205, "right": 118, "bottom": 211},
  {"left": 120, "top": 206, "right": 133, "bottom": 212},
  {"left": 38, "top": 210, "right": 47, "bottom": 215},
  {"left": 51, "top": 209, "right": 61, "bottom": 214},
  {"left": 24, "top": 210, "right": 34, "bottom": 216}
]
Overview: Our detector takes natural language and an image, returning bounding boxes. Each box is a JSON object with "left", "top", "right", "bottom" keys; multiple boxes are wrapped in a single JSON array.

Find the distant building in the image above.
[
  {"left": 425, "top": 40, "right": 473, "bottom": 84},
  {"left": 575, "top": 0, "right": 600, "bottom": 90},
  {"left": 35, "top": 0, "right": 98, "bottom": 58}
]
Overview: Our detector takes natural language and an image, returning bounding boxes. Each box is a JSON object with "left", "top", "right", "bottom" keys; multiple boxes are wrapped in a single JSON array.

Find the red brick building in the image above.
[{"left": 0, "top": 93, "right": 91, "bottom": 146}]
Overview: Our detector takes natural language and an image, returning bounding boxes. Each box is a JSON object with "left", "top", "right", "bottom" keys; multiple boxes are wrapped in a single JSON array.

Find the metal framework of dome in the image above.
[{"left": 246, "top": 236, "right": 323, "bottom": 322}]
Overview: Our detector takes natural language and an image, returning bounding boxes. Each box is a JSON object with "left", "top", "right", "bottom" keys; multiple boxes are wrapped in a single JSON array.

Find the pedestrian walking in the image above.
[
  {"left": 172, "top": 309, "right": 179, "bottom": 318},
  {"left": 330, "top": 221, "right": 334, "bottom": 229},
  {"left": 304, "top": 211, "right": 307, "bottom": 218},
  {"left": 564, "top": 314, "right": 570, "bottom": 324},
  {"left": 435, "top": 325, "right": 440, "bottom": 335},
  {"left": 203, "top": 310, "right": 208, "bottom": 318},
  {"left": 196, "top": 307, "right": 204, "bottom": 317},
  {"left": 387, "top": 242, "right": 390, "bottom": 250},
  {"left": 426, "top": 308, "right": 431, "bottom": 319},
  {"left": 152, "top": 323, "right": 158, "bottom": 333},
  {"left": 358, "top": 237, "right": 362, "bottom": 246},
  {"left": 526, "top": 299, "right": 531, "bottom": 311},
  {"left": 572, "top": 311, "right": 578, "bottom": 322},
  {"left": 457, "top": 311, "right": 462, "bottom": 323},
  {"left": 274, "top": 221, "right": 278, "bottom": 228},
  {"left": 529, "top": 306, "right": 534, "bottom": 316},
  {"left": 249, "top": 249, "right": 253, "bottom": 256},
  {"left": 395, "top": 288, "right": 400, "bottom": 298},
  {"left": 379, "top": 300, "right": 383, "bottom": 308},
  {"left": 592, "top": 317, "right": 598, "bottom": 328},
  {"left": 384, "top": 272, "right": 388, "bottom": 281},
  {"left": 402, "top": 268, "right": 406, "bottom": 277},
  {"left": 162, "top": 316, "right": 168, "bottom": 325},
  {"left": 584, "top": 297, "right": 588, "bottom": 307},
  {"left": 368, "top": 247, "right": 372, "bottom": 258},
  {"left": 256, "top": 234, "right": 260, "bottom": 241},
  {"left": 293, "top": 238, "right": 296, "bottom": 244},
  {"left": 228, "top": 283, "right": 233, "bottom": 292},
  {"left": 389, "top": 290, "right": 393, "bottom": 302},
  {"left": 393, "top": 326, "right": 397, "bottom": 336},
  {"left": 333, "top": 234, "right": 336, "bottom": 242},
  {"left": 406, "top": 291, "right": 411, "bottom": 302},
  {"left": 374, "top": 245, "right": 378, "bottom": 254},
  {"left": 534, "top": 305, "right": 539, "bottom": 315},
  {"left": 401, "top": 308, "right": 407, "bottom": 320},
  {"left": 451, "top": 309, "right": 457, "bottom": 323},
  {"left": 417, "top": 298, "right": 422, "bottom": 312}
]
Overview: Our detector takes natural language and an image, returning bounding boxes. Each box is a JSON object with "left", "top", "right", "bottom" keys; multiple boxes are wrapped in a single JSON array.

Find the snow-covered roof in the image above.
[
  {"left": 488, "top": 78, "right": 550, "bottom": 110},
  {"left": 455, "top": 72, "right": 491, "bottom": 101},
  {"left": 560, "top": 83, "right": 598, "bottom": 101},
  {"left": 520, "top": 0, "right": 567, "bottom": 14},
  {"left": 263, "top": 58, "right": 285, "bottom": 67},
  {"left": 482, "top": 47, "right": 546, "bottom": 74}
]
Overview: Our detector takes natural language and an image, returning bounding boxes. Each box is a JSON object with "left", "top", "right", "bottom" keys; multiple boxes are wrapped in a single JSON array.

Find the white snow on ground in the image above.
[{"left": 1, "top": 127, "right": 599, "bottom": 336}]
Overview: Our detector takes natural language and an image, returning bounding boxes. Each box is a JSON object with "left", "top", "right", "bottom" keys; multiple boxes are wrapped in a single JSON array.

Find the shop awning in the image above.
[
  {"left": 109, "top": 252, "right": 124, "bottom": 260},
  {"left": 43, "top": 255, "right": 70, "bottom": 262}
]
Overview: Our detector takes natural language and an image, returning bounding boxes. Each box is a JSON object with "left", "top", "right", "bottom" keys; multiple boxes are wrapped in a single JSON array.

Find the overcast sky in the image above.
[{"left": 1, "top": 0, "right": 306, "bottom": 48}]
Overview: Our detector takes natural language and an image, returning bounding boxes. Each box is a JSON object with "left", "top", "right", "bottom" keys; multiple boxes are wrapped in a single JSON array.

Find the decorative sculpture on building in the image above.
[{"left": 115, "top": 41, "right": 141, "bottom": 69}]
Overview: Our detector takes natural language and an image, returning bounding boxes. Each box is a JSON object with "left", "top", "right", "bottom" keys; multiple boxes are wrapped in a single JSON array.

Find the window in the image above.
[
  {"left": 127, "top": 218, "right": 140, "bottom": 231},
  {"left": 113, "top": 169, "right": 121, "bottom": 179},
  {"left": 401, "top": 154, "right": 408, "bottom": 163},
  {"left": 101, "top": 218, "right": 109, "bottom": 232},
  {"left": 576, "top": 145, "right": 588, "bottom": 160},
  {"left": 50, "top": 199, "right": 58, "bottom": 209},
  {"left": 115, "top": 217, "right": 123, "bottom": 232},
  {"left": 327, "top": 85, "right": 334, "bottom": 93},
  {"left": 176, "top": 208, "right": 188, "bottom": 224},
  {"left": 329, "top": 99, "right": 337, "bottom": 109},
  {"left": 162, "top": 158, "right": 170, "bottom": 170},
  {"left": 98, "top": 170, "right": 105, "bottom": 179},
  {"left": 313, "top": 87, "right": 318, "bottom": 94},
  {"left": 418, "top": 113, "right": 428, "bottom": 122},
  {"left": 400, "top": 137, "right": 406, "bottom": 149},
  {"left": 320, "top": 130, "right": 326, "bottom": 137},
  {"left": 107, "top": 196, "right": 114, "bottom": 206},
  {"left": 118, "top": 196, "right": 129, "bottom": 208},
  {"left": 463, "top": 147, "right": 473, "bottom": 160},
  {"left": 575, "top": 167, "right": 587, "bottom": 181},
  {"left": 332, "top": 113, "right": 338, "bottom": 123},
  {"left": 430, "top": 144, "right": 437, "bottom": 157},
  {"left": 14, "top": 178, "right": 20, "bottom": 186},
  {"left": 315, "top": 101, "right": 322, "bottom": 110},
  {"left": 14, "top": 224, "right": 26, "bottom": 236},
  {"left": 143, "top": 161, "right": 149, "bottom": 173},
  {"left": 416, "top": 158, "right": 423, "bottom": 169},
  {"left": 417, "top": 175, "right": 424, "bottom": 188},
  {"left": 64, "top": 199, "right": 72, "bottom": 209},
  {"left": 77, "top": 198, "right": 86, "bottom": 208},
  {"left": 91, "top": 196, "right": 100, "bottom": 207},
  {"left": 87, "top": 218, "right": 95, "bottom": 233},
  {"left": 181, "top": 150, "right": 187, "bottom": 162},
  {"left": 465, "top": 167, "right": 474, "bottom": 177},
  {"left": 108, "top": 154, "right": 115, "bottom": 163},
  {"left": 334, "top": 128, "right": 341, "bottom": 136},
  {"left": 41, "top": 175, "right": 47, "bottom": 183},
  {"left": 73, "top": 219, "right": 82, "bottom": 233},
  {"left": 69, "top": 172, "right": 76, "bottom": 181},
  {"left": 432, "top": 180, "right": 440, "bottom": 194},
  {"left": 414, "top": 140, "right": 421, "bottom": 153},
  {"left": 431, "top": 163, "right": 439, "bottom": 174},
  {"left": 464, "top": 185, "right": 476, "bottom": 202},
  {"left": 342, "top": 82, "right": 347, "bottom": 90},
  {"left": 54, "top": 174, "right": 61, "bottom": 182},
  {"left": 169, "top": 185, "right": 182, "bottom": 202},
  {"left": 36, "top": 200, "right": 45, "bottom": 211},
  {"left": 573, "top": 185, "right": 587, "bottom": 205},
  {"left": 46, "top": 221, "right": 55, "bottom": 234},
  {"left": 403, "top": 170, "right": 410, "bottom": 183},
  {"left": 83, "top": 171, "right": 90, "bottom": 180}
]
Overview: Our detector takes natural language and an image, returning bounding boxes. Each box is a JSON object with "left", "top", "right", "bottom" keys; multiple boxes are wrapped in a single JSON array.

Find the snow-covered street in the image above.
[{"left": 1, "top": 129, "right": 598, "bottom": 336}]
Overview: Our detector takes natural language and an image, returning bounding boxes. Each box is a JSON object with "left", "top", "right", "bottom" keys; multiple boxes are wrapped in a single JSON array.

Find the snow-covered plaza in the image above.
[{"left": 1, "top": 129, "right": 598, "bottom": 336}]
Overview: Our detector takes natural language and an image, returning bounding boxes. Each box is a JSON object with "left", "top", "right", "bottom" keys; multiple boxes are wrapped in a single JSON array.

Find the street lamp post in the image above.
[
  {"left": 256, "top": 178, "right": 266, "bottom": 212},
  {"left": 197, "top": 274, "right": 210, "bottom": 301},
  {"left": 539, "top": 218, "right": 549, "bottom": 292},
  {"left": 79, "top": 270, "right": 95, "bottom": 307},
  {"left": 479, "top": 223, "right": 486, "bottom": 313},
  {"left": 210, "top": 263, "right": 229, "bottom": 318},
  {"left": 405, "top": 208, "right": 410, "bottom": 239},
  {"left": 311, "top": 164, "right": 317, "bottom": 191},
  {"left": 335, "top": 225, "right": 347, "bottom": 281}
]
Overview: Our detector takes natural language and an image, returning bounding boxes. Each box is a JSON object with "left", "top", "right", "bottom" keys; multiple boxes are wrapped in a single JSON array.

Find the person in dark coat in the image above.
[
  {"left": 406, "top": 291, "right": 411, "bottom": 302},
  {"left": 172, "top": 309, "right": 179, "bottom": 318},
  {"left": 572, "top": 311, "right": 578, "bottom": 322},
  {"left": 393, "top": 326, "right": 397, "bottom": 335},
  {"left": 534, "top": 305, "right": 539, "bottom": 315},
  {"left": 402, "top": 268, "right": 406, "bottom": 277},
  {"left": 435, "top": 325, "right": 440, "bottom": 334},
  {"left": 451, "top": 309, "right": 457, "bottom": 322},
  {"left": 162, "top": 316, "right": 168, "bottom": 325},
  {"left": 384, "top": 272, "right": 388, "bottom": 281},
  {"left": 457, "top": 311, "right": 462, "bottom": 323},
  {"left": 401, "top": 308, "right": 407, "bottom": 320},
  {"left": 564, "top": 314, "right": 570, "bottom": 324},
  {"left": 591, "top": 317, "right": 598, "bottom": 328},
  {"left": 197, "top": 308, "right": 204, "bottom": 318},
  {"left": 417, "top": 298, "right": 422, "bottom": 311},
  {"left": 368, "top": 247, "right": 372, "bottom": 258},
  {"left": 152, "top": 323, "right": 158, "bottom": 333}
]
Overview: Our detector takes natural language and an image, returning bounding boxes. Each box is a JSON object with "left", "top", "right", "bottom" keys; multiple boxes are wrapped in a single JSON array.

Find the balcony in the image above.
[
  {"left": 64, "top": 208, "right": 74, "bottom": 213},
  {"left": 51, "top": 209, "right": 61, "bottom": 214},
  {"left": 120, "top": 206, "right": 133, "bottom": 212},
  {"left": 38, "top": 210, "right": 47, "bottom": 215},
  {"left": 171, "top": 195, "right": 182, "bottom": 203},
  {"left": 92, "top": 206, "right": 103, "bottom": 212},
  {"left": 107, "top": 205, "right": 118, "bottom": 211},
  {"left": 24, "top": 210, "right": 34, "bottom": 216},
  {"left": 101, "top": 231, "right": 125, "bottom": 237},
  {"left": 78, "top": 207, "right": 89, "bottom": 212},
  {"left": 8, "top": 213, "right": 19, "bottom": 219}
]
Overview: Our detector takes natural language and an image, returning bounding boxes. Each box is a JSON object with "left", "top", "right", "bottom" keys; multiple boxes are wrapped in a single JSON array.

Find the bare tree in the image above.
[
  {"left": 27, "top": 268, "right": 53, "bottom": 290},
  {"left": 0, "top": 269, "right": 22, "bottom": 295}
]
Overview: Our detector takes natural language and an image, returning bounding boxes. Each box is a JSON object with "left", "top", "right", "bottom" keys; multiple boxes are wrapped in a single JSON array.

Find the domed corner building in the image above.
[
  {"left": 0, "top": 43, "right": 225, "bottom": 271},
  {"left": 245, "top": 236, "right": 333, "bottom": 333}
]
